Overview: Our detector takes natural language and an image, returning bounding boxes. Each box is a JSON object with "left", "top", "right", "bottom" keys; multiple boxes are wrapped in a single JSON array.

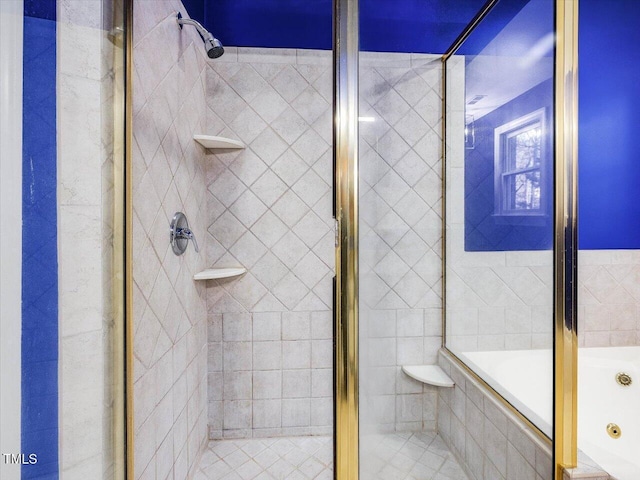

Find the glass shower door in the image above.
[
  {"left": 356, "top": 4, "right": 463, "bottom": 479},
  {"left": 444, "top": 0, "right": 556, "bottom": 440}
]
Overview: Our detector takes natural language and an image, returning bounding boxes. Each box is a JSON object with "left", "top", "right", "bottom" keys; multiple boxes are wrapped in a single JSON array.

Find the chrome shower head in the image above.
[
  {"left": 176, "top": 12, "right": 224, "bottom": 59},
  {"left": 204, "top": 35, "right": 224, "bottom": 59}
]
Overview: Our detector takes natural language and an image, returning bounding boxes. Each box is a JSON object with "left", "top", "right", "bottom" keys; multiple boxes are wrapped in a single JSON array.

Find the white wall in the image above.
[{"left": 0, "top": 2, "right": 23, "bottom": 479}]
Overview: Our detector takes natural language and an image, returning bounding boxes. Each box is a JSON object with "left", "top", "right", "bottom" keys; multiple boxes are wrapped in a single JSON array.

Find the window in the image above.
[{"left": 494, "top": 108, "right": 547, "bottom": 216}]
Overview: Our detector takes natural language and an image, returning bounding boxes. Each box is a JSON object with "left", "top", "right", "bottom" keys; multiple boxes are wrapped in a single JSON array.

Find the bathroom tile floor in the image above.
[
  {"left": 360, "top": 432, "right": 469, "bottom": 480},
  {"left": 194, "top": 435, "right": 333, "bottom": 480},
  {"left": 194, "top": 432, "right": 467, "bottom": 480}
]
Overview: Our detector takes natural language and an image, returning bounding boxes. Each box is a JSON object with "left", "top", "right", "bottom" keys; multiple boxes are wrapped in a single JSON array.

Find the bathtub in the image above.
[{"left": 459, "top": 346, "right": 640, "bottom": 480}]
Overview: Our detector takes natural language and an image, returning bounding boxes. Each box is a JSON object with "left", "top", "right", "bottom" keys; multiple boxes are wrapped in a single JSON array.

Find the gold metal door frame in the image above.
[
  {"left": 124, "top": 0, "right": 135, "bottom": 477},
  {"left": 553, "top": 0, "right": 579, "bottom": 477},
  {"left": 333, "top": 0, "right": 359, "bottom": 478}
]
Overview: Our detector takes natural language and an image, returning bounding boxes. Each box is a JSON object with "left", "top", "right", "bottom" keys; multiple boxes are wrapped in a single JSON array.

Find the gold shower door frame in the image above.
[
  {"left": 333, "top": 0, "right": 359, "bottom": 478},
  {"left": 553, "top": 1, "right": 579, "bottom": 477}
]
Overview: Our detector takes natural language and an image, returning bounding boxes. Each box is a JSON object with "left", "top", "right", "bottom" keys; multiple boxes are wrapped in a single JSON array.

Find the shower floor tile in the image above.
[
  {"left": 194, "top": 435, "right": 333, "bottom": 480},
  {"left": 193, "top": 432, "right": 467, "bottom": 479},
  {"left": 361, "top": 432, "right": 469, "bottom": 480}
]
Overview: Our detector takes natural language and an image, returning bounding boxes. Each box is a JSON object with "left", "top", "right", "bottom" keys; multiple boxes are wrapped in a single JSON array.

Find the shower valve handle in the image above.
[
  {"left": 169, "top": 212, "right": 199, "bottom": 255},
  {"left": 175, "top": 227, "right": 199, "bottom": 253}
]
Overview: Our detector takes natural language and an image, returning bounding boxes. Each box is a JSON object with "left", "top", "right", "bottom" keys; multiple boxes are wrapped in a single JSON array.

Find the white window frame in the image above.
[{"left": 494, "top": 108, "right": 547, "bottom": 217}]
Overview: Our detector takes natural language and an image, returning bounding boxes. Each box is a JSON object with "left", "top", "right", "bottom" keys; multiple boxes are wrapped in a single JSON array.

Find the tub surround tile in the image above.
[
  {"left": 438, "top": 349, "right": 554, "bottom": 480},
  {"left": 562, "top": 451, "right": 611, "bottom": 480}
]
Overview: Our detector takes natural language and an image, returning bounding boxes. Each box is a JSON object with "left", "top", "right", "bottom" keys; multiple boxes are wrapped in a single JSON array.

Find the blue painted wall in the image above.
[
  {"left": 578, "top": 0, "right": 640, "bottom": 249},
  {"left": 180, "top": 0, "right": 501, "bottom": 53},
  {"left": 22, "top": 6, "right": 59, "bottom": 479},
  {"left": 464, "top": 80, "right": 554, "bottom": 251},
  {"left": 464, "top": 0, "right": 640, "bottom": 251}
]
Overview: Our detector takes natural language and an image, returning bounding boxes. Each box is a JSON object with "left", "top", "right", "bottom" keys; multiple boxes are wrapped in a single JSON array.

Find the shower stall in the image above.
[{"left": 2, "top": 0, "right": 639, "bottom": 479}]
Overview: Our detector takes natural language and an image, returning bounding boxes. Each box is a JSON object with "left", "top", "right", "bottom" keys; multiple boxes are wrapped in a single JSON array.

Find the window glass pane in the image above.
[
  {"left": 508, "top": 125, "right": 542, "bottom": 170},
  {"left": 505, "top": 170, "right": 541, "bottom": 210}
]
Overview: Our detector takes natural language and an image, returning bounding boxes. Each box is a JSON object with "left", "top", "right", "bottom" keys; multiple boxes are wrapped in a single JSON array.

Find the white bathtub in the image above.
[{"left": 460, "top": 346, "right": 640, "bottom": 480}]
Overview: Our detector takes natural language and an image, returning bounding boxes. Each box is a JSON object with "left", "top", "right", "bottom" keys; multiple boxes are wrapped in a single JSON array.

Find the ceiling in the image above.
[{"left": 180, "top": 0, "right": 531, "bottom": 54}]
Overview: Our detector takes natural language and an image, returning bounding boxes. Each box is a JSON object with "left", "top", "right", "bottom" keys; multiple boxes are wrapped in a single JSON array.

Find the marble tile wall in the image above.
[
  {"left": 578, "top": 250, "right": 640, "bottom": 347},
  {"left": 132, "top": 1, "right": 210, "bottom": 479},
  {"left": 202, "top": 48, "right": 446, "bottom": 439},
  {"left": 57, "top": 0, "right": 116, "bottom": 477},
  {"left": 437, "top": 349, "right": 553, "bottom": 480},
  {"left": 203, "top": 48, "right": 335, "bottom": 439},
  {"left": 358, "top": 52, "right": 444, "bottom": 436}
]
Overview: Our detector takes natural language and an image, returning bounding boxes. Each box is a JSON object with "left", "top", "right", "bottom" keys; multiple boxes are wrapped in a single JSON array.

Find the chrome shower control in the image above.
[{"left": 170, "top": 212, "right": 199, "bottom": 255}]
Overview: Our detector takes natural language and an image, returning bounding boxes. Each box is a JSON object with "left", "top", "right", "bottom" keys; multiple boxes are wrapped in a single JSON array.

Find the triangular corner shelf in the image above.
[
  {"left": 402, "top": 365, "right": 455, "bottom": 387},
  {"left": 193, "top": 267, "right": 247, "bottom": 281},
  {"left": 193, "top": 135, "right": 245, "bottom": 150}
]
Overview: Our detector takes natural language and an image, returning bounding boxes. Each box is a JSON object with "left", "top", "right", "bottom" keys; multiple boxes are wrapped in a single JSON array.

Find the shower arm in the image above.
[{"left": 176, "top": 16, "right": 213, "bottom": 43}]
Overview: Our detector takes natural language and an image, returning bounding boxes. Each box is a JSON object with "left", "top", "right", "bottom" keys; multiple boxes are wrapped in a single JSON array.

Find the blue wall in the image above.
[
  {"left": 180, "top": 0, "right": 500, "bottom": 53},
  {"left": 578, "top": 0, "right": 640, "bottom": 249},
  {"left": 464, "top": 0, "right": 640, "bottom": 251},
  {"left": 22, "top": 6, "right": 59, "bottom": 479},
  {"left": 465, "top": 80, "right": 554, "bottom": 251}
]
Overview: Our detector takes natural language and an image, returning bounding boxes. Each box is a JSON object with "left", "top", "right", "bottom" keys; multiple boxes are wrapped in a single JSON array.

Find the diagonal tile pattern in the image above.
[
  {"left": 358, "top": 53, "right": 445, "bottom": 439},
  {"left": 359, "top": 55, "right": 444, "bottom": 313},
  {"left": 361, "top": 432, "right": 469, "bottom": 480},
  {"left": 205, "top": 50, "right": 447, "bottom": 439},
  {"left": 194, "top": 436, "right": 333, "bottom": 480},
  {"left": 193, "top": 433, "right": 468, "bottom": 480},
  {"left": 132, "top": 5, "right": 211, "bottom": 479},
  {"left": 204, "top": 50, "right": 334, "bottom": 439},
  {"left": 205, "top": 54, "right": 333, "bottom": 314}
]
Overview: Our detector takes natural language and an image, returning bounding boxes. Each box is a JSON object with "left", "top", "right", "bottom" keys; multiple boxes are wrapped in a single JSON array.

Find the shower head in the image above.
[
  {"left": 204, "top": 36, "right": 224, "bottom": 59},
  {"left": 176, "top": 12, "right": 224, "bottom": 59}
]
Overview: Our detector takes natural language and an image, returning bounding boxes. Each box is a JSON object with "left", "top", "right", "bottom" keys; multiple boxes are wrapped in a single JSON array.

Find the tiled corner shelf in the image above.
[
  {"left": 402, "top": 365, "right": 455, "bottom": 387},
  {"left": 193, "top": 267, "right": 247, "bottom": 281},
  {"left": 193, "top": 135, "right": 245, "bottom": 150}
]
